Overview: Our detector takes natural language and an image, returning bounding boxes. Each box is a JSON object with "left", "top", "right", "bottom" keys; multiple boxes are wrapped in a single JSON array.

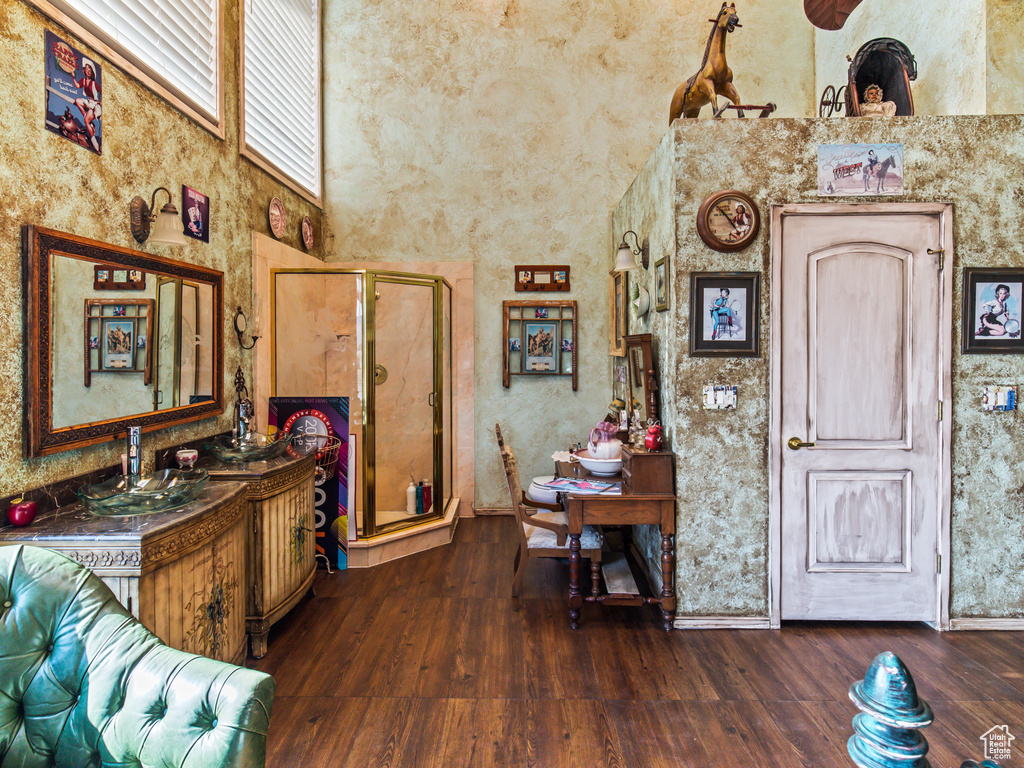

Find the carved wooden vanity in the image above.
[
  {"left": 0, "top": 482, "right": 249, "bottom": 664},
  {"left": 197, "top": 452, "right": 317, "bottom": 658}
]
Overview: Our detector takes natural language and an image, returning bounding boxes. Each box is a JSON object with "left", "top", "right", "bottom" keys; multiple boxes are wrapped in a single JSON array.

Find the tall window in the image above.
[
  {"left": 27, "top": 0, "right": 221, "bottom": 135},
  {"left": 241, "top": 0, "right": 322, "bottom": 203}
]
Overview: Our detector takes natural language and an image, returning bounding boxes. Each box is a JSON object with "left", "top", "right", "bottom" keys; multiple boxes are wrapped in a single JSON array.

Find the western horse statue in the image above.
[{"left": 670, "top": 3, "right": 743, "bottom": 122}]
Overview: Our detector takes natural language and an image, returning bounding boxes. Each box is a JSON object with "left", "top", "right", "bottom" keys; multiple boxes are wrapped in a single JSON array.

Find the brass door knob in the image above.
[{"left": 787, "top": 437, "right": 816, "bottom": 450}]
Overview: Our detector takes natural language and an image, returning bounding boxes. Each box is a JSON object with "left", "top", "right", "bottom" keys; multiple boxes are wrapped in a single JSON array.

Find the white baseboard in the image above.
[
  {"left": 673, "top": 616, "right": 773, "bottom": 630},
  {"left": 949, "top": 618, "right": 1024, "bottom": 631}
]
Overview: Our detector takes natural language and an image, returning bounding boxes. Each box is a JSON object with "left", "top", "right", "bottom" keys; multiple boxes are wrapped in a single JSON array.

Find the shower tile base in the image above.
[{"left": 347, "top": 497, "right": 460, "bottom": 568}]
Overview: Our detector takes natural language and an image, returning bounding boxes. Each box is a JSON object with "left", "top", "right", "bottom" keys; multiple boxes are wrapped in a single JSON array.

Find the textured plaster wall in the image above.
[
  {"left": 321, "top": 0, "right": 815, "bottom": 508},
  {"left": 987, "top": 0, "right": 1024, "bottom": 114},
  {"left": 0, "top": 3, "right": 321, "bottom": 494},
  {"left": 814, "top": 0, "right": 987, "bottom": 116},
  {"left": 630, "top": 115, "right": 1024, "bottom": 618},
  {"left": 609, "top": 130, "right": 675, "bottom": 587}
]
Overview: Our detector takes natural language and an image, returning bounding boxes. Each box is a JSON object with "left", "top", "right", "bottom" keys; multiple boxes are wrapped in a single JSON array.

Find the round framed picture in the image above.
[{"left": 696, "top": 190, "right": 760, "bottom": 252}]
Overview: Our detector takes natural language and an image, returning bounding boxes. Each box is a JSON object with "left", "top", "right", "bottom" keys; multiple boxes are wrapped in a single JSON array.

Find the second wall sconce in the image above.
[
  {"left": 130, "top": 187, "right": 188, "bottom": 245},
  {"left": 234, "top": 306, "right": 261, "bottom": 350},
  {"left": 613, "top": 230, "right": 649, "bottom": 272}
]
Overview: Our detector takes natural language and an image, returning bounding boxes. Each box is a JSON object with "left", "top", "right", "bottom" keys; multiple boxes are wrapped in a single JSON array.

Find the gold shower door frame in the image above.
[{"left": 269, "top": 268, "right": 452, "bottom": 539}]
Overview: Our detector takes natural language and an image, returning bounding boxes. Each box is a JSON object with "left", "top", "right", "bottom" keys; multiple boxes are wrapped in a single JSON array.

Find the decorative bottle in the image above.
[{"left": 406, "top": 482, "right": 417, "bottom": 515}]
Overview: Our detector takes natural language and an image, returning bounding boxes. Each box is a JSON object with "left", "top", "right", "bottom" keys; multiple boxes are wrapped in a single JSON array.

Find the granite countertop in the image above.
[
  {"left": 195, "top": 450, "right": 314, "bottom": 480},
  {"left": 0, "top": 481, "right": 246, "bottom": 542}
]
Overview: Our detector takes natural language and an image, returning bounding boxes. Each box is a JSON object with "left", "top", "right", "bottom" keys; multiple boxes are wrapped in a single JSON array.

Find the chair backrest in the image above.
[
  {"left": 0, "top": 544, "right": 274, "bottom": 768},
  {"left": 495, "top": 423, "right": 534, "bottom": 546}
]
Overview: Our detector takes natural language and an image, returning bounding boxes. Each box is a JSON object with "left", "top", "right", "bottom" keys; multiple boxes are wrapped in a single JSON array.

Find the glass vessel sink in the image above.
[
  {"left": 78, "top": 469, "right": 210, "bottom": 516},
  {"left": 204, "top": 432, "right": 293, "bottom": 464}
]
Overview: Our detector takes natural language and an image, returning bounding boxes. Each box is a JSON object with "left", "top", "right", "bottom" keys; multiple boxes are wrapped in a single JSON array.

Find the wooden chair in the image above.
[{"left": 495, "top": 423, "right": 603, "bottom": 597}]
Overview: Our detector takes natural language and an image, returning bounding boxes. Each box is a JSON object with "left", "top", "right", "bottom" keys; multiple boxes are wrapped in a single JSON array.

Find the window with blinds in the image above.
[
  {"left": 241, "top": 0, "right": 321, "bottom": 202},
  {"left": 30, "top": 0, "right": 220, "bottom": 131}
]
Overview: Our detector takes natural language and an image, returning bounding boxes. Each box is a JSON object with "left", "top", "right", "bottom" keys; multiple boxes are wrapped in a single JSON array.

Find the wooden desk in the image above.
[{"left": 556, "top": 461, "right": 676, "bottom": 630}]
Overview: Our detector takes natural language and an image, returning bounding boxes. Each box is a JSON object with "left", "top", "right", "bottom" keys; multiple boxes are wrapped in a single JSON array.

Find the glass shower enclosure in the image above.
[{"left": 271, "top": 269, "right": 453, "bottom": 538}]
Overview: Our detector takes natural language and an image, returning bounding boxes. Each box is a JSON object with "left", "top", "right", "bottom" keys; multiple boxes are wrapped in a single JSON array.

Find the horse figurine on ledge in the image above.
[{"left": 670, "top": 3, "right": 743, "bottom": 122}]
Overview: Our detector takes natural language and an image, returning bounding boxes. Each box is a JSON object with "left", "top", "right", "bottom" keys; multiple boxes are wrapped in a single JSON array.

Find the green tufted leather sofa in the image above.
[{"left": 0, "top": 544, "right": 275, "bottom": 768}]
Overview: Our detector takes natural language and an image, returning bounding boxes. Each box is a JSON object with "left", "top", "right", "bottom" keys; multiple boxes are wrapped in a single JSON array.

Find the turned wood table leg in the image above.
[
  {"left": 569, "top": 533, "right": 582, "bottom": 629},
  {"left": 661, "top": 533, "right": 675, "bottom": 631},
  {"left": 591, "top": 558, "right": 601, "bottom": 597}
]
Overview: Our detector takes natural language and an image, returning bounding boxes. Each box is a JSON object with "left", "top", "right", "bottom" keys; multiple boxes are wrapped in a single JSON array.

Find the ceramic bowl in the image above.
[{"left": 574, "top": 449, "right": 622, "bottom": 476}]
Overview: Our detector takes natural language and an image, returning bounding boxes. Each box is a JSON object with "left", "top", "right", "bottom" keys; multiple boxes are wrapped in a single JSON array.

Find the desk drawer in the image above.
[{"left": 621, "top": 446, "right": 674, "bottom": 495}]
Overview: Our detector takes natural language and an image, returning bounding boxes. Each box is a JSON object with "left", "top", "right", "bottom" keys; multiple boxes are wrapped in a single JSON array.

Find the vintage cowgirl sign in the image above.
[{"left": 44, "top": 31, "right": 103, "bottom": 155}]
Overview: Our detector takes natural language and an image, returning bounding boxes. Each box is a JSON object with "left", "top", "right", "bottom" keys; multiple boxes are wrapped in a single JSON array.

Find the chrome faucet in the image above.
[{"left": 126, "top": 426, "right": 142, "bottom": 480}]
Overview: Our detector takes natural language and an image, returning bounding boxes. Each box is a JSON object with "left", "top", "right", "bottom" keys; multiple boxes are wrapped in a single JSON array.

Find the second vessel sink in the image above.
[
  {"left": 205, "top": 432, "right": 293, "bottom": 464},
  {"left": 78, "top": 469, "right": 210, "bottom": 516}
]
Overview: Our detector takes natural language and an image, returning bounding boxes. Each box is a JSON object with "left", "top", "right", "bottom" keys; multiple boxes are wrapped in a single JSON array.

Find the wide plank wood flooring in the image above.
[{"left": 251, "top": 516, "right": 1024, "bottom": 767}]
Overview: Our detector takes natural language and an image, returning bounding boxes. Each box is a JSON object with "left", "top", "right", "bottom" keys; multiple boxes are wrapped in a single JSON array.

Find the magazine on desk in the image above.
[{"left": 538, "top": 477, "right": 622, "bottom": 495}]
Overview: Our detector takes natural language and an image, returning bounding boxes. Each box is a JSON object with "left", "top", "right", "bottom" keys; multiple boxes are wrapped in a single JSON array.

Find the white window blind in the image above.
[
  {"left": 43, "top": 0, "right": 219, "bottom": 123},
  {"left": 242, "top": 0, "right": 321, "bottom": 200}
]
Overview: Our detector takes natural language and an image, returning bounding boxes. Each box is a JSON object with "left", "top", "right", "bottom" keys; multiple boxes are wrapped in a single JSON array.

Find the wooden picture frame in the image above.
[
  {"left": 962, "top": 268, "right": 1024, "bottom": 354},
  {"left": 85, "top": 299, "right": 154, "bottom": 385},
  {"left": 689, "top": 272, "right": 760, "bottom": 357},
  {"left": 94, "top": 265, "right": 145, "bottom": 290},
  {"left": 609, "top": 270, "right": 628, "bottom": 356},
  {"left": 502, "top": 300, "right": 577, "bottom": 390},
  {"left": 515, "top": 265, "right": 570, "bottom": 292},
  {"left": 654, "top": 256, "right": 669, "bottom": 312}
]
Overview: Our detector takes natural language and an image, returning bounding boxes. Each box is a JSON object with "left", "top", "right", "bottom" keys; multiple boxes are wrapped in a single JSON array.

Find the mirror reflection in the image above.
[
  {"left": 24, "top": 226, "right": 223, "bottom": 457},
  {"left": 625, "top": 333, "right": 659, "bottom": 426}
]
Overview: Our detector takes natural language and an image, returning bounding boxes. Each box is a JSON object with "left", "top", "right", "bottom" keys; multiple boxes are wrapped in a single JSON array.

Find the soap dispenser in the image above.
[{"left": 406, "top": 482, "right": 417, "bottom": 515}]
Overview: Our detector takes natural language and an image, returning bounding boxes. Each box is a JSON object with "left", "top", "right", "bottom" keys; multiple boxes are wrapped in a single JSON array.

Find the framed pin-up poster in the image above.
[
  {"left": 963, "top": 268, "right": 1024, "bottom": 354},
  {"left": 689, "top": 272, "right": 760, "bottom": 357}
]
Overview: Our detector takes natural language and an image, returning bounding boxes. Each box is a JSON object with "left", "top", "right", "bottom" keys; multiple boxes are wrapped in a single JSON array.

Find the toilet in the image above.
[{"left": 526, "top": 475, "right": 559, "bottom": 506}]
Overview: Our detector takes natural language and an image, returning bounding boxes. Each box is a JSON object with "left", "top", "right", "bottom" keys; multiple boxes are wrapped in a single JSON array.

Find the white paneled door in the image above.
[{"left": 777, "top": 207, "right": 950, "bottom": 621}]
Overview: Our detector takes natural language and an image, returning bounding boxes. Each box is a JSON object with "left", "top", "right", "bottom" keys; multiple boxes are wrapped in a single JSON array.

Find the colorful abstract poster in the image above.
[
  {"left": 44, "top": 30, "right": 103, "bottom": 154},
  {"left": 182, "top": 185, "right": 210, "bottom": 242},
  {"left": 817, "top": 143, "right": 903, "bottom": 196},
  {"left": 268, "top": 397, "right": 350, "bottom": 569}
]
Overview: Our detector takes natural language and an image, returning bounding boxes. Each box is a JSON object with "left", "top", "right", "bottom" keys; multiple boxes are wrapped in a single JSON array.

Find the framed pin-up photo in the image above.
[
  {"left": 689, "top": 272, "right": 760, "bottom": 357},
  {"left": 963, "top": 268, "right": 1024, "bottom": 354},
  {"left": 523, "top": 321, "right": 558, "bottom": 372}
]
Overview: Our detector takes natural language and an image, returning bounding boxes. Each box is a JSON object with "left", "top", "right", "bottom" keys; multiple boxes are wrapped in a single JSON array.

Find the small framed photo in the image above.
[
  {"left": 518, "top": 269, "right": 533, "bottom": 285},
  {"left": 508, "top": 337, "right": 521, "bottom": 352},
  {"left": 689, "top": 272, "right": 760, "bottom": 357},
  {"left": 102, "top": 318, "right": 135, "bottom": 370},
  {"left": 561, "top": 338, "right": 573, "bottom": 352},
  {"left": 554, "top": 270, "right": 567, "bottom": 284},
  {"left": 524, "top": 321, "right": 558, "bottom": 372},
  {"left": 535, "top": 307, "right": 548, "bottom": 318},
  {"left": 963, "top": 268, "right": 1024, "bottom": 353},
  {"left": 654, "top": 256, "right": 669, "bottom": 312}
]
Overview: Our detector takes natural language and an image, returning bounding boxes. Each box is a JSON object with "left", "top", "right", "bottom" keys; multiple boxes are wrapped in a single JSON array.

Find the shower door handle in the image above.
[{"left": 427, "top": 392, "right": 435, "bottom": 407}]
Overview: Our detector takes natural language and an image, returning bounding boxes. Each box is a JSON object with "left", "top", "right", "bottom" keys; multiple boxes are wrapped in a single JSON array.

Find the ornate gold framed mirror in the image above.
[{"left": 23, "top": 226, "right": 224, "bottom": 457}]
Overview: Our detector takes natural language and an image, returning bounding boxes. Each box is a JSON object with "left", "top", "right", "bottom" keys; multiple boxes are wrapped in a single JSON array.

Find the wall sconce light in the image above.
[
  {"left": 613, "top": 230, "right": 649, "bottom": 271},
  {"left": 130, "top": 187, "right": 188, "bottom": 245},
  {"left": 234, "top": 303, "right": 261, "bottom": 350},
  {"left": 234, "top": 299, "right": 262, "bottom": 350}
]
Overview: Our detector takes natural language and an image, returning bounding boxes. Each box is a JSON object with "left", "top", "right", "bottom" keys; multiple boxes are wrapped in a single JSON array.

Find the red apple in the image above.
[{"left": 7, "top": 498, "right": 37, "bottom": 527}]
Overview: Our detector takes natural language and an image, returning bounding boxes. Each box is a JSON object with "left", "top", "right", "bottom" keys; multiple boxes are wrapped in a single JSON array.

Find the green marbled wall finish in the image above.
[
  {"left": 610, "top": 130, "right": 676, "bottom": 590},
  {"left": 0, "top": 2, "right": 321, "bottom": 495},
  {"left": 319, "top": 0, "right": 815, "bottom": 507},
  {"left": 646, "top": 114, "right": 1024, "bottom": 618},
  {"left": 987, "top": 0, "right": 1024, "bottom": 114}
]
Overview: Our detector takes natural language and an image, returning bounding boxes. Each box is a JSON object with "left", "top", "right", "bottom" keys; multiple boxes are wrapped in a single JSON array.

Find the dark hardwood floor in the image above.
[{"left": 252, "top": 516, "right": 1024, "bottom": 767}]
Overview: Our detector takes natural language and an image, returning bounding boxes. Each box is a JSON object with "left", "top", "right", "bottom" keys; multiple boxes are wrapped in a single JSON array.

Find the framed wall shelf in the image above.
[
  {"left": 84, "top": 299, "right": 155, "bottom": 386},
  {"left": 503, "top": 300, "right": 577, "bottom": 391},
  {"left": 515, "top": 265, "right": 570, "bottom": 292}
]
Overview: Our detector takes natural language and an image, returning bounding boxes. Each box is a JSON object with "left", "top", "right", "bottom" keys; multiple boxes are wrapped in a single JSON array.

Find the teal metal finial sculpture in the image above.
[{"left": 848, "top": 651, "right": 934, "bottom": 768}]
